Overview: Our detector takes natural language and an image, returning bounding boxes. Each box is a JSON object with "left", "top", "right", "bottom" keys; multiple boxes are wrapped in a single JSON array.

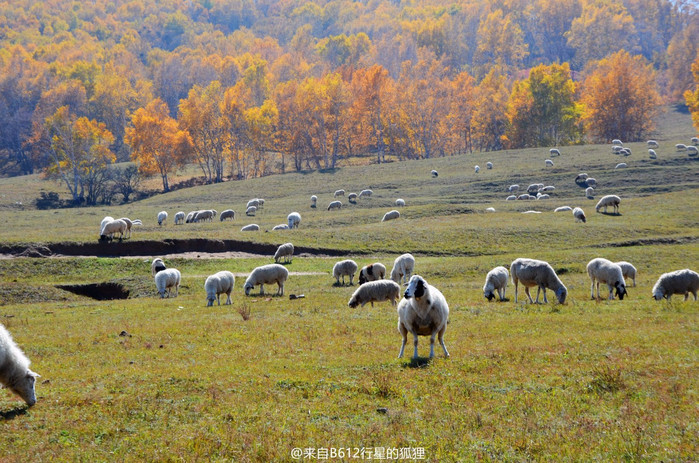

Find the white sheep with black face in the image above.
[
  {"left": 397, "top": 275, "right": 450, "bottom": 359},
  {"left": 483, "top": 266, "right": 509, "bottom": 301},
  {"left": 0, "top": 324, "right": 39, "bottom": 406},
  {"left": 151, "top": 258, "right": 167, "bottom": 277},
  {"left": 358, "top": 263, "right": 386, "bottom": 285},
  {"left": 587, "top": 258, "right": 628, "bottom": 300}
]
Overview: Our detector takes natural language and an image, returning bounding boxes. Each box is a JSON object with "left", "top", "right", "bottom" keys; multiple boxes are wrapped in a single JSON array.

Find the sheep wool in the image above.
[
  {"left": 382, "top": 210, "right": 400, "bottom": 222},
  {"left": 510, "top": 258, "right": 567, "bottom": 304},
  {"left": 287, "top": 212, "right": 301, "bottom": 229},
  {"left": 151, "top": 258, "right": 167, "bottom": 277},
  {"left": 483, "top": 266, "right": 509, "bottom": 301},
  {"left": 572, "top": 207, "right": 586, "bottom": 223},
  {"left": 358, "top": 263, "right": 386, "bottom": 285},
  {"left": 174, "top": 211, "right": 186, "bottom": 224},
  {"left": 397, "top": 275, "right": 450, "bottom": 359},
  {"left": 348, "top": 280, "right": 401, "bottom": 308},
  {"left": 241, "top": 224, "right": 260, "bottom": 231},
  {"left": 333, "top": 259, "right": 358, "bottom": 285},
  {"left": 0, "top": 324, "right": 39, "bottom": 406},
  {"left": 595, "top": 195, "right": 621, "bottom": 214},
  {"left": 615, "top": 261, "right": 637, "bottom": 287},
  {"left": 390, "top": 253, "right": 415, "bottom": 285},
  {"left": 205, "top": 271, "right": 235, "bottom": 306},
  {"left": 274, "top": 243, "right": 294, "bottom": 264},
  {"left": 587, "top": 258, "right": 628, "bottom": 300},
  {"left": 155, "top": 268, "right": 181, "bottom": 298},
  {"left": 244, "top": 264, "right": 289, "bottom": 296},
  {"left": 157, "top": 211, "right": 168, "bottom": 226},
  {"left": 327, "top": 200, "right": 342, "bottom": 211},
  {"left": 219, "top": 209, "right": 235, "bottom": 221},
  {"left": 652, "top": 269, "right": 699, "bottom": 301}
]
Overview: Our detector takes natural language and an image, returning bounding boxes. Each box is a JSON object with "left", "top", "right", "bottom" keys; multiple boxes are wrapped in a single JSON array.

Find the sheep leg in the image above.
[
  {"left": 278, "top": 282, "right": 284, "bottom": 296},
  {"left": 524, "top": 286, "right": 534, "bottom": 303},
  {"left": 259, "top": 284, "right": 265, "bottom": 295},
  {"left": 513, "top": 279, "right": 519, "bottom": 303},
  {"left": 225, "top": 293, "right": 232, "bottom": 305},
  {"left": 438, "top": 326, "right": 449, "bottom": 358},
  {"left": 398, "top": 323, "right": 408, "bottom": 358},
  {"left": 412, "top": 333, "right": 419, "bottom": 359},
  {"left": 429, "top": 333, "right": 436, "bottom": 358}
]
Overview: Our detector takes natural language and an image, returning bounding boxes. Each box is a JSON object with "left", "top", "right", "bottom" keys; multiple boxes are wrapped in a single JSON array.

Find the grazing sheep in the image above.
[
  {"left": 333, "top": 259, "right": 358, "bottom": 285},
  {"left": 395, "top": 198, "right": 405, "bottom": 207},
  {"left": 517, "top": 194, "right": 534, "bottom": 200},
  {"left": 245, "top": 206, "right": 257, "bottom": 216},
  {"left": 274, "top": 242, "right": 294, "bottom": 264},
  {"left": 687, "top": 146, "right": 699, "bottom": 156},
  {"left": 0, "top": 324, "right": 39, "bottom": 406},
  {"left": 390, "top": 253, "right": 415, "bottom": 285},
  {"left": 615, "top": 261, "right": 637, "bottom": 287},
  {"left": 100, "top": 216, "right": 114, "bottom": 233},
  {"left": 431, "top": 170, "right": 438, "bottom": 177},
  {"left": 310, "top": 195, "right": 317, "bottom": 208},
  {"left": 506, "top": 195, "right": 517, "bottom": 201},
  {"left": 651, "top": 269, "right": 699, "bottom": 301},
  {"left": 522, "top": 210, "right": 542, "bottom": 214},
  {"left": 194, "top": 209, "right": 217, "bottom": 222},
  {"left": 621, "top": 148, "right": 632, "bottom": 156},
  {"left": 157, "top": 211, "right": 168, "bottom": 226},
  {"left": 155, "top": 268, "right": 181, "bottom": 298},
  {"left": 585, "top": 178, "right": 597, "bottom": 187},
  {"left": 485, "top": 207, "right": 496, "bottom": 212},
  {"left": 382, "top": 210, "right": 400, "bottom": 222},
  {"left": 174, "top": 211, "right": 186, "bottom": 225},
  {"left": 573, "top": 207, "right": 586, "bottom": 222},
  {"left": 397, "top": 275, "right": 450, "bottom": 359},
  {"left": 509, "top": 184, "right": 520, "bottom": 192},
  {"left": 334, "top": 189, "right": 345, "bottom": 197},
  {"left": 241, "top": 224, "right": 260, "bottom": 231},
  {"left": 675, "top": 143, "right": 687, "bottom": 151},
  {"left": 358, "top": 189, "right": 373, "bottom": 198},
  {"left": 575, "top": 173, "right": 589, "bottom": 182},
  {"left": 545, "top": 159, "right": 554, "bottom": 167},
  {"left": 185, "top": 211, "right": 198, "bottom": 223},
  {"left": 348, "top": 280, "right": 401, "bottom": 308},
  {"left": 540, "top": 186, "right": 555, "bottom": 193},
  {"left": 527, "top": 183, "right": 543, "bottom": 194},
  {"left": 205, "top": 270, "right": 235, "bottom": 306},
  {"left": 554, "top": 206, "right": 572, "bottom": 212},
  {"left": 327, "top": 200, "right": 342, "bottom": 211},
  {"left": 550, "top": 148, "right": 561, "bottom": 156},
  {"left": 244, "top": 264, "right": 289, "bottom": 296},
  {"left": 647, "top": 140, "right": 658, "bottom": 148},
  {"left": 358, "top": 263, "right": 386, "bottom": 285},
  {"left": 648, "top": 149, "right": 657, "bottom": 159},
  {"left": 585, "top": 186, "right": 594, "bottom": 197},
  {"left": 246, "top": 199, "right": 260, "bottom": 209},
  {"left": 348, "top": 192, "right": 358, "bottom": 204},
  {"left": 587, "top": 258, "right": 628, "bottom": 300},
  {"left": 151, "top": 258, "right": 167, "bottom": 277},
  {"left": 287, "top": 212, "right": 301, "bottom": 229},
  {"left": 99, "top": 219, "right": 128, "bottom": 241},
  {"left": 536, "top": 193, "right": 550, "bottom": 200},
  {"left": 483, "top": 266, "right": 509, "bottom": 301},
  {"left": 219, "top": 209, "right": 235, "bottom": 221},
  {"left": 510, "top": 258, "right": 567, "bottom": 304},
  {"left": 612, "top": 139, "right": 623, "bottom": 145},
  {"left": 612, "top": 145, "right": 623, "bottom": 154},
  {"left": 486, "top": 161, "right": 493, "bottom": 169},
  {"left": 118, "top": 217, "right": 142, "bottom": 239},
  {"left": 691, "top": 137, "right": 698, "bottom": 146},
  {"left": 615, "top": 162, "right": 627, "bottom": 169},
  {"left": 595, "top": 195, "right": 621, "bottom": 214},
  {"left": 256, "top": 198, "right": 265, "bottom": 208},
  {"left": 272, "top": 224, "right": 290, "bottom": 230},
  {"left": 474, "top": 165, "right": 480, "bottom": 173}
]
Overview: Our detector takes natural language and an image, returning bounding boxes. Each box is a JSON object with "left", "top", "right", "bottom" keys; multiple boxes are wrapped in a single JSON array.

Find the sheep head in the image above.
[
  {"left": 404, "top": 275, "right": 426, "bottom": 300},
  {"left": 484, "top": 291, "right": 496, "bottom": 302},
  {"left": 614, "top": 281, "right": 628, "bottom": 300},
  {"left": 9, "top": 369, "right": 39, "bottom": 406}
]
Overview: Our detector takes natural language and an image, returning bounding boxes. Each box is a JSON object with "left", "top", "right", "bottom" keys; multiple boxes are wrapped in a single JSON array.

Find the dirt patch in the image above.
[
  {"left": 593, "top": 236, "right": 698, "bottom": 248},
  {"left": 56, "top": 282, "right": 130, "bottom": 300}
]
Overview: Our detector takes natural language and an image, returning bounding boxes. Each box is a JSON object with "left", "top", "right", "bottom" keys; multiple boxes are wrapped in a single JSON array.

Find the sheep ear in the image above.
[{"left": 28, "top": 370, "right": 40, "bottom": 378}]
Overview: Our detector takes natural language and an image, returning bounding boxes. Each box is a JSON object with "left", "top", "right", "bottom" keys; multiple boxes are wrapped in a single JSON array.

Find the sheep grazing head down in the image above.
[
  {"left": 9, "top": 370, "right": 39, "bottom": 406},
  {"left": 614, "top": 281, "right": 628, "bottom": 300},
  {"left": 244, "top": 283, "right": 254, "bottom": 296},
  {"left": 484, "top": 290, "right": 496, "bottom": 302}
]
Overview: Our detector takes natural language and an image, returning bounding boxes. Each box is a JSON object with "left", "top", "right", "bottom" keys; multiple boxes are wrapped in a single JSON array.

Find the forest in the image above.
[{"left": 0, "top": 0, "right": 698, "bottom": 204}]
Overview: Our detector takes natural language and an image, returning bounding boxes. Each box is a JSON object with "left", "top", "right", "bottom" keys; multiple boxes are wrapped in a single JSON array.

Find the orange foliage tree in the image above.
[{"left": 685, "top": 52, "right": 699, "bottom": 133}]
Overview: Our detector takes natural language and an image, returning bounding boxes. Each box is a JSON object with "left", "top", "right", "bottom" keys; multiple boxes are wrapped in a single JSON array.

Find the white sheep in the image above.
[
  {"left": 155, "top": 268, "right": 181, "bottom": 298},
  {"left": 244, "top": 264, "right": 289, "bottom": 296},
  {"left": 536, "top": 193, "right": 550, "bottom": 200},
  {"left": 545, "top": 159, "right": 554, "bottom": 167},
  {"left": 587, "top": 258, "right": 628, "bottom": 300},
  {"left": 647, "top": 149, "right": 657, "bottom": 159},
  {"left": 585, "top": 178, "right": 597, "bottom": 187},
  {"left": 595, "top": 195, "right": 621, "bottom": 214},
  {"left": 348, "top": 280, "right": 401, "bottom": 308},
  {"left": 506, "top": 195, "right": 517, "bottom": 201},
  {"left": 612, "top": 139, "right": 623, "bottom": 145},
  {"left": 485, "top": 207, "right": 496, "bottom": 212},
  {"left": 540, "top": 186, "right": 555, "bottom": 193},
  {"left": 554, "top": 206, "right": 572, "bottom": 212},
  {"left": 390, "top": 253, "right": 415, "bottom": 284},
  {"left": 517, "top": 194, "right": 534, "bottom": 200},
  {"left": 527, "top": 184, "right": 543, "bottom": 194},
  {"left": 486, "top": 161, "right": 493, "bottom": 169},
  {"left": 395, "top": 198, "right": 406, "bottom": 207},
  {"left": 256, "top": 198, "right": 265, "bottom": 208},
  {"left": 334, "top": 189, "right": 345, "bottom": 197},
  {"left": 205, "top": 270, "right": 235, "bottom": 306},
  {"left": 575, "top": 173, "right": 588, "bottom": 182},
  {"left": 358, "top": 262, "right": 386, "bottom": 285},
  {"left": 692, "top": 137, "right": 699, "bottom": 146},
  {"left": 274, "top": 242, "right": 294, "bottom": 264},
  {"left": 241, "top": 224, "right": 260, "bottom": 231},
  {"left": 118, "top": 217, "right": 142, "bottom": 239},
  {"left": 675, "top": 143, "right": 687, "bottom": 151},
  {"left": 220, "top": 209, "right": 235, "bottom": 221},
  {"left": 246, "top": 199, "right": 260, "bottom": 209},
  {"left": 615, "top": 162, "right": 627, "bottom": 169},
  {"left": 193, "top": 209, "right": 217, "bottom": 222},
  {"left": 358, "top": 189, "right": 373, "bottom": 198},
  {"left": 310, "top": 195, "right": 317, "bottom": 208},
  {"left": 508, "top": 184, "right": 520, "bottom": 192},
  {"left": 287, "top": 212, "right": 301, "bottom": 229},
  {"left": 382, "top": 210, "right": 400, "bottom": 222},
  {"left": 573, "top": 207, "right": 586, "bottom": 223},
  {"left": 245, "top": 206, "right": 257, "bottom": 216},
  {"left": 397, "top": 275, "right": 450, "bottom": 359},
  {"left": 549, "top": 148, "right": 561, "bottom": 156},
  {"left": 612, "top": 145, "right": 623, "bottom": 154},
  {"left": 157, "top": 211, "right": 168, "bottom": 226},
  {"left": 333, "top": 259, "right": 358, "bottom": 285},
  {"left": 687, "top": 146, "right": 699, "bottom": 156},
  {"left": 185, "top": 211, "right": 198, "bottom": 223},
  {"left": 647, "top": 140, "right": 658, "bottom": 148},
  {"left": 100, "top": 216, "right": 114, "bottom": 234},
  {"left": 272, "top": 224, "right": 290, "bottom": 230},
  {"left": 483, "top": 266, "right": 509, "bottom": 301},
  {"left": 614, "top": 261, "right": 637, "bottom": 287},
  {"left": 0, "top": 324, "right": 39, "bottom": 406},
  {"left": 348, "top": 192, "right": 358, "bottom": 204},
  {"left": 585, "top": 186, "right": 594, "bottom": 197},
  {"left": 327, "top": 200, "right": 342, "bottom": 211},
  {"left": 621, "top": 148, "right": 631, "bottom": 156},
  {"left": 651, "top": 269, "right": 699, "bottom": 301},
  {"left": 151, "top": 258, "right": 166, "bottom": 277},
  {"left": 521, "top": 210, "right": 542, "bottom": 214},
  {"left": 100, "top": 219, "right": 128, "bottom": 241},
  {"left": 510, "top": 258, "right": 567, "bottom": 304},
  {"left": 174, "top": 211, "right": 186, "bottom": 225},
  {"left": 474, "top": 165, "right": 480, "bottom": 173},
  {"left": 431, "top": 170, "right": 438, "bottom": 178}
]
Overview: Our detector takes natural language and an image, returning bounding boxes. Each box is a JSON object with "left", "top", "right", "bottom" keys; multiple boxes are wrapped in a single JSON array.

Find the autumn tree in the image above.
[
  {"left": 685, "top": 52, "right": 699, "bottom": 133},
  {"left": 472, "top": 69, "right": 510, "bottom": 152},
  {"left": 450, "top": 71, "right": 477, "bottom": 154},
  {"left": 666, "top": 26, "right": 699, "bottom": 102},
  {"left": 126, "top": 99, "right": 191, "bottom": 192},
  {"left": 581, "top": 50, "right": 661, "bottom": 142},
  {"left": 473, "top": 9, "right": 528, "bottom": 78},
  {"left": 349, "top": 65, "right": 393, "bottom": 163}
]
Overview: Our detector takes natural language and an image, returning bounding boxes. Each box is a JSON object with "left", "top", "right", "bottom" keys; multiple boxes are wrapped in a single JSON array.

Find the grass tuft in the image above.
[{"left": 588, "top": 364, "right": 626, "bottom": 394}]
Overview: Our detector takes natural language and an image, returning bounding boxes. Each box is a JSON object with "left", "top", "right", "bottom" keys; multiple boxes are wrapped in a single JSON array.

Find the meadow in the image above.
[{"left": 0, "top": 108, "right": 697, "bottom": 461}]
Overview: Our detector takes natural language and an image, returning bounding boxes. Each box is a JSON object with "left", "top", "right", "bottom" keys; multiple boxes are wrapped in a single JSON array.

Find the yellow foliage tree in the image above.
[{"left": 685, "top": 52, "right": 699, "bottom": 133}]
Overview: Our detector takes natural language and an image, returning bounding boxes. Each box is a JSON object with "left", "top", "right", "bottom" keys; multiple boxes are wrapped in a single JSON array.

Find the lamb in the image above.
[
  {"left": 205, "top": 270, "right": 235, "bottom": 306},
  {"left": 157, "top": 211, "right": 168, "bottom": 226},
  {"left": 99, "top": 219, "right": 128, "bottom": 241},
  {"left": 358, "top": 262, "right": 386, "bottom": 285},
  {"left": 397, "top": 275, "right": 450, "bottom": 359},
  {"left": 545, "top": 159, "right": 554, "bottom": 167},
  {"left": 151, "top": 258, "right": 166, "bottom": 277},
  {"left": 327, "top": 200, "right": 342, "bottom": 211},
  {"left": 390, "top": 253, "right": 415, "bottom": 285},
  {"left": 587, "top": 258, "right": 628, "bottom": 300},
  {"left": 483, "top": 266, "right": 509, "bottom": 301},
  {"left": 274, "top": 242, "right": 294, "bottom": 264},
  {"left": 348, "top": 280, "right": 401, "bottom": 308},
  {"left": 595, "top": 195, "right": 621, "bottom": 214},
  {"left": 219, "top": 209, "right": 235, "bottom": 221},
  {"left": 431, "top": 170, "right": 438, "bottom": 177},
  {"left": 334, "top": 189, "right": 345, "bottom": 197},
  {"left": 287, "top": 212, "right": 301, "bottom": 229},
  {"left": 510, "top": 258, "right": 567, "bottom": 304},
  {"left": 245, "top": 206, "right": 257, "bottom": 216},
  {"left": 348, "top": 192, "right": 358, "bottom": 204},
  {"left": 486, "top": 161, "right": 493, "bottom": 169},
  {"left": 549, "top": 148, "right": 561, "bottom": 156},
  {"left": 614, "top": 261, "right": 637, "bottom": 287},
  {"left": 554, "top": 206, "right": 572, "bottom": 212},
  {"left": 615, "top": 162, "right": 627, "bottom": 169},
  {"left": 573, "top": 207, "right": 586, "bottom": 222},
  {"left": 118, "top": 217, "right": 142, "bottom": 239},
  {"left": 651, "top": 269, "right": 699, "bottom": 301},
  {"left": 244, "top": 264, "right": 289, "bottom": 296},
  {"left": 382, "top": 210, "right": 400, "bottom": 222},
  {"left": 474, "top": 165, "right": 480, "bottom": 173},
  {"left": 585, "top": 186, "right": 594, "bottom": 197},
  {"left": 310, "top": 195, "right": 317, "bottom": 208},
  {"left": 508, "top": 184, "right": 520, "bottom": 192},
  {"left": 0, "top": 324, "right": 39, "bottom": 406},
  {"left": 395, "top": 198, "right": 405, "bottom": 207},
  {"left": 241, "top": 224, "right": 260, "bottom": 231},
  {"left": 333, "top": 259, "right": 358, "bottom": 285},
  {"left": 174, "top": 211, "right": 186, "bottom": 225},
  {"left": 648, "top": 149, "right": 657, "bottom": 159},
  {"left": 272, "top": 224, "right": 290, "bottom": 230},
  {"left": 155, "top": 268, "right": 181, "bottom": 298},
  {"left": 358, "top": 189, "right": 373, "bottom": 198}
]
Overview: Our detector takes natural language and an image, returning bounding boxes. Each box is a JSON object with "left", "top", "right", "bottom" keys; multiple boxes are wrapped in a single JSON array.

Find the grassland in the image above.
[{"left": 0, "top": 108, "right": 697, "bottom": 461}]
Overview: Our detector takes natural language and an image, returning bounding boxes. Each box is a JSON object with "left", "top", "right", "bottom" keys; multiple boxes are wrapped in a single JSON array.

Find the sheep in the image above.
[
  {"left": 485, "top": 207, "right": 496, "bottom": 212},
  {"left": 334, "top": 189, "right": 345, "bottom": 197},
  {"left": 348, "top": 192, "right": 358, "bottom": 204},
  {"left": 100, "top": 216, "right": 114, "bottom": 233},
  {"left": 587, "top": 258, "right": 628, "bottom": 300},
  {"left": 675, "top": 143, "right": 687, "bottom": 151},
  {"left": 358, "top": 189, "right": 373, "bottom": 198},
  {"left": 506, "top": 195, "right": 517, "bottom": 201},
  {"left": 272, "top": 224, "right": 290, "bottom": 230},
  {"left": 245, "top": 206, "right": 257, "bottom": 216},
  {"left": 358, "top": 263, "right": 386, "bottom": 285},
  {"left": 256, "top": 198, "right": 265, "bottom": 208},
  {"left": 508, "top": 184, "right": 520, "bottom": 192},
  {"left": 595, "top": 195, "right": 621, "bottom": 214},
  {"left": 174, "top": 211, "right": 186, "bottom": 225},
  {"left": 99, "top": 219, "right": 128, "bottom": 241},
  {"left": 522, "top": 210, "right": 542, "bottom": 214},
  {"left": 621, "top": 148, "right": 632, "bottom": 156},
  {"left": 397, "top": 275, "right": 450, "bottom": 359},
  {"left": 615, "top": 162, "right": 627, "bottom": 169},
  {"left": 647, "top": 140, "right": 658, "bottom": 148},
  {"left": 219, "top": 209, "right": 235, "bottom": 221},
  {"left": 118, "top": 217, "right": 142, "bottom": 239},
  {"left": 348, "top": 280, "right": 401, "bottom": 308},
  {"left": 486, "top": 161, "right": 493, "bottom": 169},
  {"left": 157, "top": 211, "right": 168, "bottom": 226},
  {"left": 549, "top": 148, "right": 561, "bottom": 156},
  {"left": 390, "top": 253, "right": 415, "bottom": 285},
  {"left": 431, "top": 170, "right": 438, "bottom": 177},
  {"left": 545, "top": 159, "right": 554, "bottom": 167},
  {"left": 483, "top": 266, "right": 509, "bottom": 301},
  {"left": 474, "top": 165, "right": 480, "bottom": 173},
  {"left": 691, "top": 137, "right": 699, "bottom": 146},
  {"left": 648, "top": 149, "right": 657, "bottom": 159},
  {"left": 575, "top": 173, "right": 589, "bottom": 182},
  {"left": 241, "top": 224, "right": 260, "bottom": 231},
  {"left": 395, "top": 198, "right": 406, "bottom": 207},
  {"left": 612, "top": 145, "right": 623, "bottom": 154},
  {"left": 274, "top": 242, "right": 294, "bottom": 264},
  {"left": 333, "top": 259, "right": 358, "bottom": 285},
  {"left": 536, "top": 193, "right": 550, "bottom": 200},
  {"left": 382, "top": 210, "right": 400, "bottom": 222},
  {"left": 585, "top": 186, "right": 594, "bottom": 197},
  {"left": 539, "top": 186, "right": 555, "bottom": 193},
  {"left": 517, "top": 194, "right": 534, "bottom": 200},
  {"left": 585, "top": 178, "right": 597, "bottom": 187},
  {"left": 244, "top": 264, "right": 289, "bottom": 296},
  {"left": 194, "top": 209, "right": 217, "bottom": 222},
  {"left": 573, "top": 207, "right": 586, "bottom": 223},
  {"left": 0, "top": 324, "right": 39, "bottom": 406},
  {"left": 687, "top": 146, "right": 699, "bottom": 156},
  {"left": 151, "top": 258, "right": 166, "bottom": 277},
  {"left": 246, "top": 199, "right": 260, "bottom": 209},
  {"left": 287, "top": 212, "right": 301, "bottom": 229},
  {"left": 554, "top": 206, "right": 572, "bottom": 212},
  {"left": 615, "top": 261, "right": 637, "bottom": 287},
  {"left": 651, "top": 268, "right": 699, "bottom": 301},
  {"left": 155, "top": 268, "right": 181, "bottom": 298},
  {"left": 527, "top": 184, "right": 543, "bottom": 194},
  {"left": 205, "top": 270, "right": 235, "bottom": 306},
  {"left": 510, "top": 258, "right": 567, "bottom": 304},
  {"left": 185, "top": 211, "right": 198, "bottom": 223},
  {"left": 310, "top": 195, "right": 317, "bottom": 208},
  {"left": 612, "top": 139, "right": 623, "bottom": 145},
  {"left": 327, "top": 200, "right": 342, "bottom": 211}
]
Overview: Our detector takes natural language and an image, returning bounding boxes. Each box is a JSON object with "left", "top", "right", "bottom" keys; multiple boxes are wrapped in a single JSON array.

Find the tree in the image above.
[
  {"left": 685, "top": 52, "right": 699, "bottom": 133},
  {"left": 112, "top": 164, "right": 142, "bottom": 203},
  {"left": 349, "top": 65, "right": 393, "bottom": 163},
  {"left": 472, "top": 69, "right": 510, "bottom": 152},
  {"left": 126, "top": 99, "right": 191, "bottom": 192},
  {"left": 473, "top": 9, "right": 528, "bottom": 78},
  {"left": 450, "top": 71, "right": 477, "bottom": 154},
  {"left": 666, "top": 26, "right": 699, "bottom": 102}
]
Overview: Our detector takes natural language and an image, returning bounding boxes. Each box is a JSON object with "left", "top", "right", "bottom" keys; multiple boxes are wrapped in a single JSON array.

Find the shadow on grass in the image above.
[
  {"left": 597, "top": 211, "right": 622, "bottom": 217},
  {"left": 401, "top": 357, "right": 433, "bottom": 369},
  {"left": 0, "top": 405, "right": 28, "bottom": 420},
  {"left": 332, "top": 282, "right": 354, "bottom": 287}
]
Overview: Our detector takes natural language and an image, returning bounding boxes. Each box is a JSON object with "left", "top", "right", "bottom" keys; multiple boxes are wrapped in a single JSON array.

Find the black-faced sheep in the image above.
[
  {"left": 244, "top": 264, "right": 289, "bottom": 296},
  {"left": 510, "top": 258, "right": 567, "bottom": 304},
  {"left": 155, "top": 268, "right": 181, "bottom": 298},
  {"left": 358, "top": 263, "right": 386, "bottom": 285},
  {"left": 333, "top": 259, "right": 358, "bottom": 285},
  {"left": 0, "top": 324, "right": 39, "bottom": 406},
  {"left": 486, "top": 161, "right": 493, "bottom": 169},
  {"left": 205, "top": 270, "right": 235, "bottom": 306},
  {"left": 390, "top": 253, "right": 415, "bottom": 285},
  {"left": 274, "top": 242, "right": 294, "bottom": 264},
  {"left": 652, "top": 269, "right": 699, "bottom": 301},
  {"left": 348, "top": 280, "right": 401, "bottom": 308},
  {"left": 348, "top": 192, "right": 358, "bottom": 204},
  {"left": 595, "top": 195, "right": 621, "bottom": 214},
  {"left": 431, "top": 170, "right": 438, "bottom": 178},
  {"left": 287, "top": 212, "right": 301, "bottom": 229},
  {"left": 587, "top": 258, "right": 628, "bottom": 300},
  {"left": 397, "top": 275, "right": 450, "bottom": 359},
  {"left": 573, "top": 207, "right": 586, "bottom": 223},
  {"left": 483, "top": 266, "right": 509, "bottom": 301},
  {"left": 151, "top": 258, "right": 167, "bottom": 277}
]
